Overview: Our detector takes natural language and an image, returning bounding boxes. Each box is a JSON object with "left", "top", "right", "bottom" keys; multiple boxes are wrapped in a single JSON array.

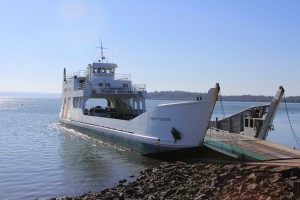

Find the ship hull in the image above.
[
  {"left": 59, "top": 86, "right": 219, "bottom": 154},
  {"left": 60, "top": 120, "right": 186, "bottom": 154}
]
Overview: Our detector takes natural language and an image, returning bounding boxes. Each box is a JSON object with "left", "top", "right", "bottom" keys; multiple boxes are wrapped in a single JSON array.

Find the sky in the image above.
[{"left": 0, "top": 0, "right": 299, "bottom": 96}]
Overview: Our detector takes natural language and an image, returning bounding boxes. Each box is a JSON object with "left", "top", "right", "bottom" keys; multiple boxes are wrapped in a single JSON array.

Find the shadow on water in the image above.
[{"left": 146, "top": 146, "right": 238, "bottom": 164}]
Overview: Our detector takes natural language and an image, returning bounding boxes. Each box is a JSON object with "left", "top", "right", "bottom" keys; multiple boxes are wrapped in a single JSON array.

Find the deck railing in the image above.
[
  {"left": 73, "top": 83, "right": 146, "bottom": 92},
  {"left": 67, "top": 70, "right": 88, "bottom": 79},
  {"left": 66, "top": 71, "right": 131, "bottom": 81},
  {"left": 115, "top": 74, "right": 131, "bottom": 80}
]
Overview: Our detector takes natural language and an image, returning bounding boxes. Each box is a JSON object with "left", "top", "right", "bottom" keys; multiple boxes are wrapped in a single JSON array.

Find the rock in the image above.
[
  {"left": 204, "top": 164, "right": 213, "bottom": 169},
  {"left": 224, "top": 164, "right": 236, "bottom": 172},
  {"left": 204, "top": 189, "right": 214, "bottom": 197},
  {"left": 272, "top": 175, "right": 282, "bottom": 183},
  {"left": 101, "top": 188, "right": 109, "bottom": 194},
  {"left": 176, "top": 161, "right": 188, "bottom": 168},
  {"left": 125, "top": 188, "right": 135, "bottom": 196},
  {"left": 235, "top": 175, "right": 242, "bottom": 179},
  {"left": 118, "top": 193, "right": 124, "bottom": 200},
  {"left": 163, "top": 189, "right": 176, "bottom": 198},
  {"left": 187, "top": 188, "right": 198, "bottom": 195},
  {"left": 51, "top": 162, "right": 299, "bottom": 200},
  {"left": 118, "top": 179, "right": 127, "bottom": 184},
  {"left": 194, "top": 194, "right": 208, "bottom": 200},
  {"left": 291, "top": 176, "right": 298, "bottom": 180},
  {"left": 247, "top": 183, "right": 257, "bottom": 190},
  {"left": 243, "top": 165, "right": 259, "bottom": 170},
  {"left": 237, "top": 184, "right": 245, "bottom": 192},
  {"left": 266, "top": 196, "right": 272, "bottom": 200},
  {"left": 175, "top": 186, "right": 187, "bottom": 195},
  {"left": 246, "top": 173, "right": 257, "bottom": 183},
  {"left": 152, "top": 168, "right": 159, "bottom": 173},
  {"left": 217, "top": 172, "right": 229, "bottom": 183}
]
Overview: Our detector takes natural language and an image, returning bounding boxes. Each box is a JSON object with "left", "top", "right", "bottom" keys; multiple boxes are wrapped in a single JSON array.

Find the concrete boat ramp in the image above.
[{"left": 204, "top": 129, "right": 300, "bottom": 162}]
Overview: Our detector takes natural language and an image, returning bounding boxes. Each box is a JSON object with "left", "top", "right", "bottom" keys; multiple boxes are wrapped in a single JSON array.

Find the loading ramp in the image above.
[{"left": 204, "top": 128, "right": 300, "bottom": 161}]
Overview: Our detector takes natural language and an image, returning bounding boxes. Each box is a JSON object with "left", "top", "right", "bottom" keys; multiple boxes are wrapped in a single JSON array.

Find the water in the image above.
[
  {"left": 0, "top": 98, "right": 300, "bottom": 199},
  {"left": 0, "top": 98, "right": 159, "bottom": 200}
]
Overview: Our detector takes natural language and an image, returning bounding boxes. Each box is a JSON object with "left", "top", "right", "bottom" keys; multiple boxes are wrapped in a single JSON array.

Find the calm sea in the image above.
[{"left": 0, "top": 98, "right": 299, "bottom": 200}]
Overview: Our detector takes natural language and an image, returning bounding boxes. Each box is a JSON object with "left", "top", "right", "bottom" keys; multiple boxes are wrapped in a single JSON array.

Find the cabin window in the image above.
[
  {"left": 245, "top": 118, "right": 248, "bottom": 127},
  {"left": 106, "top": 69, "right": 111, "bottom": 73},
  {"left": 98, "top": 83, "right": 103, "bottom": 87},
  {"left": 79, "top": 80, "right": 85, "bottom": 90},
  {"left": 250, "top": 119, "right": 254, "bottom": 128},
  {"left": 73, "top": 98, "right": 79, "bottom": 108},
  {"left": 123, "top": 84, "right": 128, "bottom": 88},
  {"left": 105, "top": 83, "right": 111, "bottom": 87},
  {"left": 93, "top": 68, "right": 97, "bottom": 73},
  {"left": 101, "top": 69, "right": 105, "bottom": 73}
]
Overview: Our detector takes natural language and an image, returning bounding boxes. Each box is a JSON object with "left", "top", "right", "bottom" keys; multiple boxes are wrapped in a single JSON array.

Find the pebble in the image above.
[{"left": 52, "top": 161, "right": 300, "bottom": 200}]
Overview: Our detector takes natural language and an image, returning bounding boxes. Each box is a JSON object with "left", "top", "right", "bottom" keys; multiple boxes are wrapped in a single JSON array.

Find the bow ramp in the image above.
[
  {"left": 204, "top": 129, "right": 300, "bottom": 161},
  {"left": 204, "top": 86, "right": 300, "bottom": 161}
]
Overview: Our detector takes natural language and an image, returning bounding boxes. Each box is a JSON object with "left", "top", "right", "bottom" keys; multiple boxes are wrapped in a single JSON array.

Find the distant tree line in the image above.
[{"left": 147, "top": 91, "right": 300, "bottom": 102}]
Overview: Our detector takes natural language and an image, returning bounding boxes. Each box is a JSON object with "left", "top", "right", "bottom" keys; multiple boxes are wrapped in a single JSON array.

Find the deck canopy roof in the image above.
[{"left": 89, "top": 63, "right": 118, "bottom": 68}]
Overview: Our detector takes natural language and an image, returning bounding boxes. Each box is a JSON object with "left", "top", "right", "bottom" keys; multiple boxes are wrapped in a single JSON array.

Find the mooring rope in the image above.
[
  {"left": 218, "top": 91, "right": 244, "bottom": 155},
  {"left": 283, "top": 95, "right": 300, "bottom": 148}
]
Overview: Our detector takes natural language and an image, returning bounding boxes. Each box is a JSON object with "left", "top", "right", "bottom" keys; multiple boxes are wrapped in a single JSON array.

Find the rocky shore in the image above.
[{"left": 53, "top": 161, "right": 300, "bottom": 200}]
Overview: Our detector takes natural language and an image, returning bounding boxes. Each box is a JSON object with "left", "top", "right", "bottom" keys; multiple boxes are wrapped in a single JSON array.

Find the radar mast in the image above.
[{"left": 99, "top": 42, "right": 107, "bottom": 63}]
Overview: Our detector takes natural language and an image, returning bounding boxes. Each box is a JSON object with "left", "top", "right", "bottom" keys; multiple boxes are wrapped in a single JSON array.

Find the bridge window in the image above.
[
  {"left": 98, "top": 83, "right": 103, "bottom": 87},
  {"left": 245, "top": 118, "right": 249, "bottom": 127},
  {"left": 250, "top": 119, "right": 254, "bottom": 128},
  {"left": 123, "top": 84, "right": 128, "bottom": 88},
  {"left": 105, "top": 83, "right": 111, "bottom": 87}
]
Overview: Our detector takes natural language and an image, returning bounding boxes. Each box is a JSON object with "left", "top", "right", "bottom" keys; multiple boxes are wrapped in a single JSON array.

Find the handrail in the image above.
[
  {"left": 74, "top": 83, "right": 146, "bottom": 92},
  {"left": 67, "top": 70, "right": 87, "bottom": 79},
  {"left": 66, "top": 71, "right": 132, "bottom": 81},
  {"left": 115, "top": 74, "right": 131, "bottom": 80}
]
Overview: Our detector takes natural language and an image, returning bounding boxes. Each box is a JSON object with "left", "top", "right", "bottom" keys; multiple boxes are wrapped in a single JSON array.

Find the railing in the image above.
[
  {"left": 73, "top": 83, "right": 146, "bottom": 92},
  {"left": 66, "top": 71, "right": 131, "bottom": 81},
  {"left": 132, "top": 84, "right": 146, "bottom": 91},
  {"left": 115, "top": 74, "right": 131, "bottom": 80},
  {"left": 67, "top": 70, "right": 88, "bottom": 79}
]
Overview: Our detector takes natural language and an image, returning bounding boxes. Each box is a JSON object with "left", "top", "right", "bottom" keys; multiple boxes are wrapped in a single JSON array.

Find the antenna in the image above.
[{"left": 97, "top": 40, "right": 108, "bottom": 63}]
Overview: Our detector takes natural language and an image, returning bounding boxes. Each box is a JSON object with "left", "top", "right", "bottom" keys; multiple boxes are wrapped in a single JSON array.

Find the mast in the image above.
[
  {"left": 63, "top": 68, "right": 66, "bottom": 81},
  {"left": 100, "top": 42, "right": 107, "bottom": 63}
]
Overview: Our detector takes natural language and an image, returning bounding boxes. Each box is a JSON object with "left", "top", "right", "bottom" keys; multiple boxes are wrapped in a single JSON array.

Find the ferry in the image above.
[{"left": 59, "top": 43, "right": 220, "bottom": 154}]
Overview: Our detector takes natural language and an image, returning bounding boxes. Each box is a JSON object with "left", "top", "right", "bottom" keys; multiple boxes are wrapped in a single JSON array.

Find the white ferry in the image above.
[{"left": 60, "top": 44, "right": 220, "bottom": 154}]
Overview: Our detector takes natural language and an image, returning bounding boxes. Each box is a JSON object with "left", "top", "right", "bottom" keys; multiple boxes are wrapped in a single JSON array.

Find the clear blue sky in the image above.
[{"left": 0, "top": 0, "right": 299, "bottom": 96}]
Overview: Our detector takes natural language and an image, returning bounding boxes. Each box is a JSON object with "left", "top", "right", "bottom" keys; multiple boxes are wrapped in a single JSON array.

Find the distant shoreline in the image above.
[
  {"left": 1, "top": 91, "right": 300, "bottom": 102},
  {"left": 147, "top": 91, "right": 300, "bottom": 103}
]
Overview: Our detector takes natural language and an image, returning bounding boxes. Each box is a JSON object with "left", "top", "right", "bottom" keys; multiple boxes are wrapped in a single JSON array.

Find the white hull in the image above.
[{"left": 60, "top": 86, "right": 219, "bottom": 154}]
